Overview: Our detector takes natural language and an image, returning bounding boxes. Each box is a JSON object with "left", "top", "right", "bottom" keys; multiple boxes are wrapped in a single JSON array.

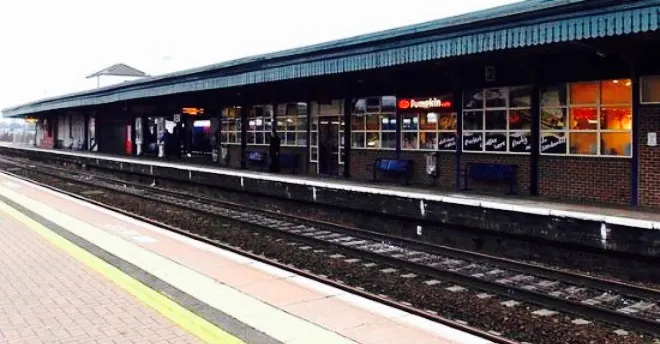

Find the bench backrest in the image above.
[
  {"left": 376, "top": 159, "right": 411, "bottom": 173},
  {"left": 246, "top": 151, "right": 266, "bottom": 162},
  {"left": 467, "top": 163, "right": 516, "bottom": 181}
]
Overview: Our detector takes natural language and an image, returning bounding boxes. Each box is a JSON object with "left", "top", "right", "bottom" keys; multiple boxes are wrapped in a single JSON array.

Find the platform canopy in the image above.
[
  {"left": 86, "top": 63, "right": 148, "bottom": 79},
  {"left": 2, "top": 0, "right": 659, "bottom": 117}
]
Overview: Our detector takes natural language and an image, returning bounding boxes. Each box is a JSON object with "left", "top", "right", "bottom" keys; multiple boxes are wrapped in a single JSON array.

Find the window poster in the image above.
[
  {"left": 463, "top": 132, "right": 483, "bottom": 151},
  {"left": 540, "top": 132, "right": 567, "bottom": 154},
  {"left": 509, "top": 132, "right": 532, "bottom": 153},
  {"left": 438, "top": 133, "right": 457, "bottom": 150},
  {"left": 485, "top": 132, "right": 507, "bottom": 152}
]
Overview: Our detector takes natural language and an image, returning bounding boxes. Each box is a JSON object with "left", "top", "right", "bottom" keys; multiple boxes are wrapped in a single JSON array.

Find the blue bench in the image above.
[
  {"left": 464, "top": 162, "right": 518, "bottom": 194},
  {"left": 246, "top": 151, "right": 267, "bottom": 170},
  {"left": 277, "top": 153, "right": 300, "bottom": 174},
  {"left": 372, "top": 158, "right": 414, "bottom": 185}
]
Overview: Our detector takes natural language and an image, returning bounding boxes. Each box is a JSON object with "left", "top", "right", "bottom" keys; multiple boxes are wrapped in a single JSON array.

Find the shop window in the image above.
[
  {"left": 220, "top": 107, "right": 242, "bottom": 145},
  {"left": 461, "top": 86, "right": 532, "bottom": 153},
  {"left": 400, "top": 93, "right": 457, "bottom": 151},
  {"left": 277, "top": 102, "right": 308, "bottom": 147},
  {"left": 641, "top": 75, "right": 660, "bottom": 104},
  {"left": 246, "top": 105, "right": 273, "bottom": 145},
  {"left": 540, "top": 79, "right": 632, "bottom": 157},
  {"left": 351, "top": 96, "right": 396, "bottom": 150}
]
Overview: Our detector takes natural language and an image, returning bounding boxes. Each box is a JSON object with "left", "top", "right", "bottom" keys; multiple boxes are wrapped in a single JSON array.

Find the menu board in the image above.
[
  {"left": 463, "top": 132, "right": 483, "bottom": 151},
  {"left": 540, "top": 132, "right": 567, "bottom": 154},
  {"left": 438, "top": 133, "right": 457, "bottom": 151},
  {"left": 509, "top": 132, "right": 532, "bottom": 153},
  {"left": 485, "top": 132, "right": 507, "bottom": 152}
]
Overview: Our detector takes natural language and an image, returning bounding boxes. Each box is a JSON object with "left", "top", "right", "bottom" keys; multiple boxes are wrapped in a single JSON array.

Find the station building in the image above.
[{"left": 3, "top": 0, "right": 660, "bottom": 208}]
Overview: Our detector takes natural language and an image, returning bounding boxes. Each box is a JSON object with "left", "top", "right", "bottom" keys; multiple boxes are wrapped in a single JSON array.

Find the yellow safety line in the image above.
[{"left": 0, "top": 200, "right": 244, "bottom": 344}]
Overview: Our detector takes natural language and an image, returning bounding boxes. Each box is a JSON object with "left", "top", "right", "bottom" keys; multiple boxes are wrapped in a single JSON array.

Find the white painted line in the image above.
[
  {"left": 131, "top": 235, "right": 158, "bottom": 244},
  {"left": 2, "top": 181, "right": 22, "bottom": 189},
  {"left": 2, "top": 144, "right": 655, "bottom": 230}
]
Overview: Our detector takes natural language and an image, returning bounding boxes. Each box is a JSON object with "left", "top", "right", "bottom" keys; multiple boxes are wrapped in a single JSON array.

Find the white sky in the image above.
[{"left": 0, "top": 0, "right": 521, "bottom": 113}]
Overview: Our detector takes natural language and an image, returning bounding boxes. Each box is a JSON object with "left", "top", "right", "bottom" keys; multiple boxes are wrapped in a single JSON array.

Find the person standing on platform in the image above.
[
  {"left": 172, "top": 125, "right": 182, "bottom": 159},
  {"left": 269, "top": 131, "right": 281, "bottom": 173},
  {"left": 160, "top": 129, "right": 172, "bottom": 158}
]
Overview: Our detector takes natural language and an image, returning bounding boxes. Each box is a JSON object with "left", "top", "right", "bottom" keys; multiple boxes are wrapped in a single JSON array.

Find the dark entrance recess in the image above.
[{"left": 318, "top": 117, "right": 340, "bottom": 176}]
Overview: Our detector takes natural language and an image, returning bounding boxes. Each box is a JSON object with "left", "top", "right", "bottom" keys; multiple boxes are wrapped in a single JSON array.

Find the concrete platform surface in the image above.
[{"left": 0, "top": 171, "right": 494, "bottom": 344}]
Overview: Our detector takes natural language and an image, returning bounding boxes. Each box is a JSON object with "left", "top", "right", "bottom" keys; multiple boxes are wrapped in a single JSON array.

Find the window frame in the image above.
[
  {"left": 461, "top": 86, "right": 533, "bottom": 155},
  {"left": 351, "top": 96, "right": 397, "bottom": 150},
  {"left": 277, "top": 102, "right": 309, "bottom": 147},
  {"left": 640, "top": 75, "right": 660, "bottom": 104},
  {"left": 245, "top": 105, "right": 273, "bottom": 146},
  {"left": 400, "top": 110, "right": 457, "bottom": 152},
  {"left": 220, "top": 107, "right": 242, "bottom": 145},
  {"left": 540, "top": 79, "right": 632, "bottom": 158}
]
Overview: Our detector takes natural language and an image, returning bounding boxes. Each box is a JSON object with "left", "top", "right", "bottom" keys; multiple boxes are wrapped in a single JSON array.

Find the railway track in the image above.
[{"left": 1, "top": 156, "right": 659, "bottom": 343}]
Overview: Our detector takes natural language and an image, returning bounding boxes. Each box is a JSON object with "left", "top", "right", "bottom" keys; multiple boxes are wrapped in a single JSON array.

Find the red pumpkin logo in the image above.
[{"left": 398, "top": 99, "right": 411, "bottom": 109}]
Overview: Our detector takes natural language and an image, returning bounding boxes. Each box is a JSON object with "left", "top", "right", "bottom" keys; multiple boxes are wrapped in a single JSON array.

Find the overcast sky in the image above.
[{"left": 0, "top": 0, "right": 520, "bottom": 113}]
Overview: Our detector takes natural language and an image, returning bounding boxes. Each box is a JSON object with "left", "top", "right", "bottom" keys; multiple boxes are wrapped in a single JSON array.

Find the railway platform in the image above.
[
  {"left": 0, "top": 143, "right": 658, "bottom": 259},
  {"left": 0, "top": 170, "right": 492, "bottom": 344}
]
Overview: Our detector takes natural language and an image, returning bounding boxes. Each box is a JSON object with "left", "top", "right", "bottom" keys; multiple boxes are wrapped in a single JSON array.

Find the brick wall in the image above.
[
  {"left": 399, "top": 151, "right": 456, "bottom": 189},
  {"left": 539, "top": 156, "right": 630, "bottom": 204},
  {"left": 460, "top": 153, "right": 531, "bottom": 194},
  {"left": 226, "top": 145, "right": 242, "bottom": 168},
  {"left": 639, "top": 105, "right": 660, "bottom": 207},
  {"left": 349, "top": 149, "right": 456, "bottom": 189},
  {"left": 350, "top": 149, "right": 396, "bottom": 182},
  {"left": 225, "top": 144, "right": 308, "bottom": 174},
  {"left": 280, "top": 146, "right": 308, "bottom": 174}
]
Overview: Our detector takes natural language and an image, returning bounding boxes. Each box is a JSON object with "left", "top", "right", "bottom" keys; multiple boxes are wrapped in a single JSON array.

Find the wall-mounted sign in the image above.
[
  {"left": 181, "top": 107, "right": 204, "bottom": 116},
  {"left": 485, "top": 66, "right": 496, "bottom": 82},
  {"left": 648, "top": 132, "right": 657, "bottom": 147},
  {"left": 397, "top": 97, "right": 452, "bottom": 110},
  {"left": 173, "top": 114, "right": 181, "bottom": 123}
]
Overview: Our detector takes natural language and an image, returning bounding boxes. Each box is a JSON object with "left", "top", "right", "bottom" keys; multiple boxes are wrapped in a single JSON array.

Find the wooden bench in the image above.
[
  {"left": 246, "top": 151, "right": 267, "bottom": 170},
  {"left": 371, "top": 158, "right": 414, "bottom": 185},
  {"left": 278, "top": 153, "right": 300, "bottom": 174},
  {"left": 463, "top": 162, "right": 518, "bottom": 194}
]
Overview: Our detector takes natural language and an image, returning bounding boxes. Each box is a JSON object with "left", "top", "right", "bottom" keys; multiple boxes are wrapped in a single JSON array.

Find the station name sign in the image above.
[{"left": 397, "top": 97, "right": 452, "bottom": 110}]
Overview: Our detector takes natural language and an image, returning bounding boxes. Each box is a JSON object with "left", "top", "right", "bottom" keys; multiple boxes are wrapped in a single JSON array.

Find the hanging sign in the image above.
[{"left": 485, "top": 66, "right": 496, "bottom": 82}]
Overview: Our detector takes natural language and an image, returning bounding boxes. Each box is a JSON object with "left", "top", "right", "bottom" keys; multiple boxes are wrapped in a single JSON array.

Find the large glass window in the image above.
[
  {"left": 246, "top": 105, "right": 274, "bottom": 145},
  {"left": 351, "top": 96, "right": 396, "bottom": 149},
  {"left": 462, "top": 87, "right": 532, "bottom": 153},
  {"left": 540, "top": 79, "right": 632, "bottom": 156},
  {"left": 277, "top": 102, "right": 308, "bottom": 147},
  {"left": 400, "top": 95, "right": 457, "bottom": 151},
  {"left": 220, "top": 107, "right": 241, "bottom": 144}
]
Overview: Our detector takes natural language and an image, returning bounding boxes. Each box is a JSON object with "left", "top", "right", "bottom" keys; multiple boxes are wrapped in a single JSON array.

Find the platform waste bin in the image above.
[{"left": 425, "top": 152, "right": 440, "bottom": 185}]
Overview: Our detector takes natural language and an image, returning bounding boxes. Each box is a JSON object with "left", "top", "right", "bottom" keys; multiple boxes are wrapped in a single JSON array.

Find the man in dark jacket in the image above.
[
  {"left": 268, "top": 131, "right": 281, "bottom": 173},
  {"left": 160, "top": 129, "right": 172, "bottom": 158}
]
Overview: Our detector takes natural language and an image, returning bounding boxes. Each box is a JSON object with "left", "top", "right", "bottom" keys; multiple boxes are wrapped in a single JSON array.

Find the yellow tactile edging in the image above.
[{"left": 0, "top": 200, "right": 244, "bottom": 344}]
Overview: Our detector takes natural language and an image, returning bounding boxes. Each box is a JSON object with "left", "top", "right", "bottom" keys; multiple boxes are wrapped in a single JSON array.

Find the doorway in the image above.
[{"left": 316, "top": 115, "right": 344, "bottom": 176}]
